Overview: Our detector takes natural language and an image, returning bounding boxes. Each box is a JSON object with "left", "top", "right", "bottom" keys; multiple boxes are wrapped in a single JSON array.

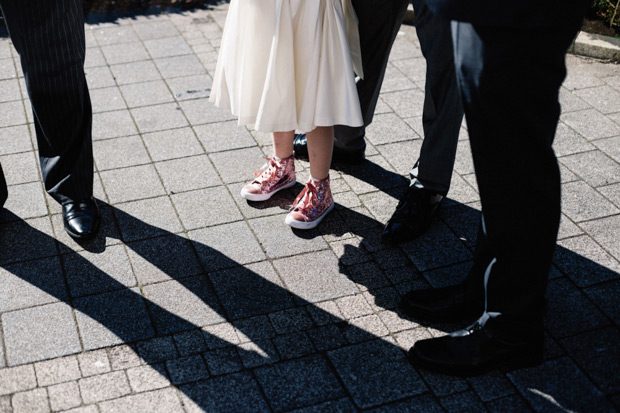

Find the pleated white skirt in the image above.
[{"left": 209, "top": 0, "right": 364, "bottom": 133}]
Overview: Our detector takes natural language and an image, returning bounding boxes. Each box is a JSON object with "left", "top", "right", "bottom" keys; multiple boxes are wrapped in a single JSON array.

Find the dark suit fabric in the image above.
[{"left": 0, "top": 0, "right": 93, "bottom": 205}]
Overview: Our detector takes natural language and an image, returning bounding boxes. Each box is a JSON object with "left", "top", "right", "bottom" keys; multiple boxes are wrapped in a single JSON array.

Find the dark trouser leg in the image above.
[
  {"left": 333, "top": 0, "right": 409, "bottom": 152},
  {"left": 454, "top": 22, "right": 580, "bottom": 325},
  {"left": 408, "top": 0, "right": 463, "bottom": 196},
  {"left": 0, "top": 163, "right": 7, "bottom": 208},
  {"left": 0, "top": 0, "right": 93, "bottom": 205}
]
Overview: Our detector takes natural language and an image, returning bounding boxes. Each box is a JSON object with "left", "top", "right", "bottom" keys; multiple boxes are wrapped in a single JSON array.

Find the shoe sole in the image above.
[
  {"left": 240, "top": 179, "right": 296, "bottom": 202},
  {"left": 64, "top": 218, "right": 101, "bottom": 241},
  {"left": 285, "top": 201, "right": 334, "bottom": 230}
]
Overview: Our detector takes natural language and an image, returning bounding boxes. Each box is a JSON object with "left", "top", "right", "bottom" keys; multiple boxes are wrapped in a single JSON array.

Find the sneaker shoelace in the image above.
[
  {"left": 252, "top": 157, "right": 280, "bottom": 185},
  {"left": 290, "top": 181, "right": 319, "bottom": 217}
]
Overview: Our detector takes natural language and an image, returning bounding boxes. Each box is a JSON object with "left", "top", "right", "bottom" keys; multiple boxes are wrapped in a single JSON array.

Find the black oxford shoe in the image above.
[
  {"left": 407, "top": 318, "right": 544, "bottom": 377},
  {"left": 63, "top": 197, "right": 100, "bottom": 240},
  {"left": 382, "top": 186, "right": 443, "bottom": 243},
  {"left": 293, "top": 134, "right": 365, "bottom": 164},
  {"left": 0, "top": 164, "right": 7, "bottom": 209}
]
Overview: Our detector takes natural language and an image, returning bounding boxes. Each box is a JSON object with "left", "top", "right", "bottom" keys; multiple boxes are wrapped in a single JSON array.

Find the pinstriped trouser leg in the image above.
[{"left": 0, "top": 0, "right": 93, "bottom": 205}]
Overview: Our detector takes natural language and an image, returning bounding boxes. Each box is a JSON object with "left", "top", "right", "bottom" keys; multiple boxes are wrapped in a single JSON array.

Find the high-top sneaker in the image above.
[
  {"left": 241, "top": 154, "right": 296, "bottom": 201},
  {"left": 285, "top": 176, "right": 334, "bottom": 229}
]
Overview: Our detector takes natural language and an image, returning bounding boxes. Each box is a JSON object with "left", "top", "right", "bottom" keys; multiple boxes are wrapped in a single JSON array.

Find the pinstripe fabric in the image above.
[{"left": 0, "top": 0, "right": 93, "bottom": 205}]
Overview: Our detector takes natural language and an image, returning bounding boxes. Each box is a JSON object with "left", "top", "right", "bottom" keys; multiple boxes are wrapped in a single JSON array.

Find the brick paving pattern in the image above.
[{"left": 1, "top": 5, "right": 619, "bottom": 412}]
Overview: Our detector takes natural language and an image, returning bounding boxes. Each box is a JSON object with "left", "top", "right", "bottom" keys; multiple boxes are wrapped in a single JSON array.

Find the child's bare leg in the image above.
[
  {"left": 273, "top": 131, "right": 295, "bottom": 159},
  {"left": 306, "top": 126, "right": 334, "bottom": 180}
]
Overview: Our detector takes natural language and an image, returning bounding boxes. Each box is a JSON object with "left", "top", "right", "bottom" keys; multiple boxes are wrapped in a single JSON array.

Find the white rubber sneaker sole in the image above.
[
  {"left": 285, "top": 201, "right": 334, "bottom": 230},
  {"left": 240, "top": 179, "right": 296, "bottom": 202}
]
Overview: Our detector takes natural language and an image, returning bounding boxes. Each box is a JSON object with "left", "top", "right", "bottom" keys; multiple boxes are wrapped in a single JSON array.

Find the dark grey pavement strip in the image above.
[{"left": 0, "top": 6, "right": 619, "bottom": 412}]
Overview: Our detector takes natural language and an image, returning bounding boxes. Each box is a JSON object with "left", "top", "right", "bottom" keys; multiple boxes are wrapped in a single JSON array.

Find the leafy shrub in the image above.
[{"left": 589, "top": 0, "right": 620, "bottom": 31}]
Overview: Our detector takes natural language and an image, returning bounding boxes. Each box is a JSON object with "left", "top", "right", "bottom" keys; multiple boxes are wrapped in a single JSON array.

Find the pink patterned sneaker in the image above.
[
  {"left": 240, "top": 155, "right": 296, "bottom": 201},
  {"left": 285, "top": 176, "right": 334, "bottom": 229}
]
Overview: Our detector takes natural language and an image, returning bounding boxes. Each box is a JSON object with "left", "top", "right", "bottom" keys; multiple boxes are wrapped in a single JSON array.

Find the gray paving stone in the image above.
[
  {"left": 79, "top": 371, "right": 131, "bottom": 404},
  {"left": 92, "top": 110, "right": 138, "bottom": 140},
  {"left": 557, "top": 212, "right": 585, "bottom": 240},
  {"left": 64, "top": 245, "right": 136, "bottom": 297},
  {"left": 335, "top": 294, "right": 373, "bottom": 320},
  {"left": 0, "top": 257, "right": 66, "bottom": 313},
  {"left": 0, "top": 365, "right": 36, "bottom": 397},
  {"left": 78, "top": 350, "right": 111, "bottom": 377},
  {"left": 0, "top": 78, "right": 20, "bottom": 103},
  {"left": 0, "top": 58, "right": 17, "bottom": 80},
  {"left": 178, "top": 97, "right": 236, "bottom": 127},
  {"left": 94, "top": 135, "right": 150, "bottom": 171},
  {"left": 254, "top": 355, "right": 345, "bottom": 412},
  {"left": 59, "top": 405, "right": 98, "bottom": 413},
  {"left": 338, "top": 156, "right": 404, "bottom": 195},
  {"left": 377, "top": 310, "right": 419, "bottom": 334},
  {"left": 119, "top": 79, "right": 175, "bottom": 108},
  {"left": 485, "top": 394, "right": 531, "bottom": 413},
  {"left": 144, "top": 36, "right": 192, "bottom": 59},
  {"left": 131, "top": 102, "right": 189, "bottom": 134},
  {"left": 209, "top": 146, "right": 266, "bottom": 184},
  {"left": 440, "top": 391, "right": 486, "bottom": 412},
  {"left": 237, "top": 339, "right": 279, "bottom": 368},
  {"left": 203, "top": 347, "right": 243, "bottom": 376},
  {"left": 172, "top": 186, "right": 242, "bottom": 230},
  {"left": 201, "top": 322, "right": 240, "bottom": 350},
  {"left": 136, "top": 337, "right": 178, "bottom": 364},
  {"left": 368, "top": 394, "right": 444, "bottom": 412},
  {"left": 167, "top": 74, "right": 212, "bottom": 101},
  {"left": 0, "top": 125, "right": 31, "bottom": 155},
  {"left": 343, "top": 314, "right": 390, "bottom": 344},
  {"left": 145, "top": 128, "right": 205, "bottom": 162},
  {"left": 158, "top": 158, "right": 221, "bottom": 200},
  {"left": 346, "top": 261, "right": 392, "bottom": 290},
  {"left": 133, "top": 20, "right": 179, "bottom": 40},
  {"left": 273, "top": 251, "right": 359, "bottom": 303},
  {"left": 585, "top": 279, "right": 620, "bottom": 324},
  {"left": 553, "top": 122, "right": 596, "bottom": 157},
  {"left": 561, "top": 150, "right": 620, "bottom": 187},
  {"left": 179, "top": 372, "right": 269, "bottom": 412},
  {"left": 126, "top": 363, "right": 170, "bottom": 392},
  {"left": 194, "top": 120, "right": 256, "bottom": 153},
  {"left": 92, "top": 25, "right": 139, "bottom": 46},
  {"left": 167, "top": 354, "right": 209, "bottom": 384},
  {"left": 34, "top": 356, "right": 80, "bottom": 386},
  {"left": 0, "top": 101, "right": 26, "bottom": 128},
  {"left": 113, "top": 197, "right": 183, "bottom": 242},
  {"left": 173, "top": 329, "right": 208, "bottom": 357},
  {"left": 85, "top": 66, "right": 116, "bottom": 89},
  {"left": 155, "top": 54, "right": 206, "bottom": 79},
  {"left": 467, "top": 371, "right": 516, "bottom": 402},
  {"left": 580, "top": 215, "right": 620, "bottom": 262},
  {"left": 366, "top": 113, "right": 416, "bottom": 146},
  {"left": 561, "top": 109, "right": 620, "bottom": 140},
  {"left": 290, "top": 398, "right": 356, "bottom": 413},
  {"left": 555, "top": 235, "right": 620, "bottom": 287},
  {"left": 74, "top": 289, "right": 154, "bottom": 350},
  {"left": 273, "top": 331, "right": 316, "bottom": 360},
  {"left": 328, "top": 339, "right": 427, "bottom": 409},
  {"left": 269, "top": 308, "right": 314, "bottom": 334},
  {"left": 509, "top": 357, "right": 612, "bottom": 412},
  {"left": 3, "top": 302, "right": 81, "bottom": 365},
  {"left": 90, "top": 87, "right": 126, "bottom": 113},
  {"left": 561, "top": 181, "right": 619, "bottom": 222},
  {"left": 559, "top": 86, "right": 592, "bottom": 113},
  {"left": 99, "top": 387, "right": 183, "bottom": 413},
  {"left": 545, "top": 278, "right": 610, "bottom": 338},
  {"left": 574, "top": 85, "right": 620, "bottom": 114},
  {"left": 307, "top": 324, "right": 346, "bottom": 352},
  {"left": 380, "top": 89, "right": 425, "bottom": 119},
  {"left": 107, "top": 345, "right": 142, "bottom": 371},
  {"left": 1, "top": 182, "right": 47, "bottom": 221},
  {"left": 594, "top": 136, "right": 620, "bottom": 165},
  {"left": 84, "top": 47, "right": 106, "bottom": 69},
  {"left": 0, "top": 152, "right": 40, "bottom": 186},
  {"left": 109, "top": 60, "right": 161, "bottom": 85},
  {"left": 101, "top": 43, "right": 150, "bottom": 65},
  {"left": 11, "top": 388, "right": 49, "bottom": 413},
  {"left": 48, "top": 381, "right": 81, "bottom": 412},
  {"left": 143, "top": 276, "right": 225, "bottom": 335},
  {"left": 233, "top": 315, "right": 277, "bottom": 342}
]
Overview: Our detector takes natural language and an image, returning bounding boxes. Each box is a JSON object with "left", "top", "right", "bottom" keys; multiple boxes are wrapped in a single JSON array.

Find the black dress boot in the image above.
[
  {"left": 382, "top": 186, "right": 443, "bottom": 243},
  {"left": 62, "top": 197, "right": 100, "bottom": 240},
  {"left": 293, "top": 134, "right": 365, "bottom": 164}
]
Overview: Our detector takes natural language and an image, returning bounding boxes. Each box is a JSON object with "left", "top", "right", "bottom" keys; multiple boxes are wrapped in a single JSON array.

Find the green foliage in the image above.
[{"left": 590, "top": 0, "right": 620, "bottom": 30}]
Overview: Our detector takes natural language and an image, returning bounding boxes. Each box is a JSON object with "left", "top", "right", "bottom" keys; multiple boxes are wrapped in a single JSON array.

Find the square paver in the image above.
[
  {"left": 79, "top": 370, "right": 131, "bottom": 404},
  {"left": 101, "top": 42, "right": 150, "bottom": 65},
  {"left": 167, "top": 354, "right": 209, "bottom": 384},
  {"left": 561, "top": 150, "right": 620, "bottom": 187},
  {"left": 92, "top": 25, "right": 139, "bottom": 46},
  {"left": 90, "top": 86, "right": 127, "bottom": 113},
  {"left": 11, "top": 388, "right": 49, "bottom": 413},
  {"left": 178, "top": 97, "right": 236, "bottom": 127},
  {"left": 101, "top": 164, "right": 165, "bottom": 204},
  {"left": 48, "top": 381, "right": 82, "bottom": 411},
  {"left": 155, "top": 54, "right": 206, "bottom": 79},
  {"left": 0, "top": 365, "right": 37, "bottom": 397},
  {"left": 92, "top": 110, "right": 138, "bottom": 140},
  {"left": 156, "top": 155, "right": 221, "bottom": 193},
  {"left": 167, "top": 73, "right": 212, "bottom": 101},
  {"left": 0, "top": 217, "right": 57, "bottom": 266},
  {"left": 1, "top": 182, "right": 47, "bottom": 221},
  {"left": 203, "top": 347, "right": 244, "bottom": 376},
  {"left": 0, "top": 152, "right": 40, "bottom": 185},
  {"left": 94, "top": 135, "right": 150, "bottom": 171},
  {"left": 553, "top": 122, "right": 595, "bottom": 157},
  {"left": 561, "top": 109, "right": 620, "bottom": 140},
  {"left": 34, "top": 356, "right": 81, "bottom": 386},
  {"left": 574, "top": 85, "right": 620, "bottom": 114},
  {"left": 144, "top": 36, "right": 192, "bottom": 59},
  {"left": 133, "top": 20, "right": 179, "bottom": 40},
  {"left": 194, "top": 120, "right": 257, "bottom": 153},
  {"left": 172, "top": 186, "right": 242, "bottom": 230},
  {"left": 584, "top": 279, "right": 620, "bottom": 324},
  {"left": 85, "top": 66, "right": 117, "bottom": 89},
  {"left": 555, "top": 235, "right": 620, "bottom": 287},
  {"left": 131, "top": 102, "right": 189, "bottom": 133},
  {"left": 561, "top": 181, "right": 619, "bottom": 222},
  {"left": 0, "top": 101, "right": 27, "bottom": 128},
  {"left": 110, "top": 60, "right": 162, "bottom": 85},
  {"left": 174, "top": 329, "right": 208, "bottom": 356},
  {"left": 580, "top": 215, "right": 620, "bottom": 262},
  {"left": 99, "top": 388, "right": 184, "bottom": 413},
  {"left": 113, "top": 196, "right": 183, "bottom": 242},
  {"left": 78, "top": 350, "right": 111, "bottom": 377},
  {"left": 126, "top": 364, "right": 170, "bottom": 392},
  {"left": 0, "top": 124, "right": 32, "bottom": 155},
  {"left": 144, "top": 127, "right": 204, "bottom": 162},
  {"left": 119, "top": 80, "right": 175, "bottom": 108}
]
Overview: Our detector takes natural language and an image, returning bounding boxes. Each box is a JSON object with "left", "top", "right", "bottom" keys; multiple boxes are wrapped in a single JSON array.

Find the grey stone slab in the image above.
[
  {"left": 78, "top": 350, "right": 111, "bottom": 377},
  {"left": 0, "top": 365, "right": 37, "bottom": 397},
  {"left": 133, "top": 21, "right": 180, "bottom": 40},
  {"left": 368, "top": 394, "right": 443, "bottom": 413},
  {"left": 544, "top": 278, "right": 609, "bottom": 338},
  {"left": 201, "top": 322, "right": 241, "bottom": 350},
  {"left": 366, "top": 113, "right": 416, "bottom": 146},
  {"left": 74, "top": 288, "right": 155, "bottom": 350},
  {"left": 179, "top": 372, "right": 269, "bottom": 413},
  {"left": 99, "top": 388, "right": 184, "bottom": 413},
  {"left": 127, "top": 234, "right": 202, "bottom": 285},
  {"left": 79, "top": 371, "right": 130, "bottom": 404},
  {"left": 508, "top": 357, "right": 612, "bottom": 412},
  {"left": 555, "top": 235, "right": 620, "bottom": 287},
  {"left": 557, "top": 212, "right": 584, "bottom": 240},
  {"left": 269, "top": 308, "right": 314, "bottom": 334},
  {"left": 0, "top": 125, "right": 31, "bottom": 155},
  {"left": 178, "top": 97, "right": 236, "bottom": 127},
  {"left": 0, "top": 152, "right": 40, "bottom": 185},
  {"left": 467, "top": 371, "right": 516, "bottom": 402},
  {"left": 585, "top": 279, "right": 620, "bottom": 325},
  {"left": 559, "top": 86, "right": 592, "bottom": 113},
  {"left": 273, "top": 251, "right": 359, "bottom": 303},
  {"left": 144, "top": 128, "right": 204, "bottom": 162},
  {"left": 126, "top": 364, "right": 170, "bottom": 392},
  {"left": 92, "top": 25, "right": 139, "bottom": 46},
  {"left": 0, "top": 101, "right": 27, "bottom": 128},
  {"left": 108, "top": 344, "right": 142, "bottom": 371},
  {"left": 209, "top": 147, "right": 266, "bottom": 184},
  {"left": 379, "top": 63, "right": 416, "bottom": 93},
  {"left": 0, "top": 217, "right": 56, "bottom": 266},
  {"left": 1, "top": 182, "right": 47, "bottom": 221},
  {"left": 380, "top": 89, "right": 425, "bottom": 119},
  {"left": 290, "top": 398, "right": 356, "bottom": 413},
  {"left": 209, "top": 261, "right": 293, "bottom": 321},
  {"left": 342, "top": 314, "right": 390, "bottom": 344},
  {"left": 203, "top": 347, "right": 243, "bottom": 376},
  {"left": 227, "top": 181, "right": 298, "bottom": 221},
  {"left": 561, "top": 150, "right": 620, "bottom": 187},
  {"left": 48, "top": 381, "right": 81, "bottom": 412},
  {"left": 142, "top": 276, "right": 225, "bottom": 335},
  {"left": 377, "top": 310, "right": 419, "bottom": 334},
  {"left": 114, "top": 196, "right": 183, "bottom": 242},
  {"left": 440, "top": 391, "right": 486, "bottom": 412},
  {"left": 11, "top": 388, "right": 49, "bottom": 413},
  {"left": 144, "top": 36, "right": 192, "bottom": 59},
  {"left": 233, "top": 315, "right": 277, "bottom": 342},
  {"left": 172, "top": 186, "right": 243, "bottom": 230},
  {"left": 156, "top": 155, "right": 221, "bottom": 195},
  {"left": 194, "top": 121, "right": 256, "bottom": 153},
  {"left": 109, "top": 60, "right": 161, "bottom": 85},
  {"left": 64, "top": 245, "right": 136, "bottom": 297},
  {"left": 85, "top": 65, "right": 116, "bottom": 89},
  {"left": 346, "top": 261, "right": 392, "bottom": 290},
  {"left": 561, "top": 327, "right": 620, "bottom": 393},
  {"left": 0, "top": 78, "right": 20, "bottom": 102},
  {"left": 580, "top": 215, "right": 620, "bottom": 262},
  {"left": 401, "top": 221, "right": 472, "bottom": 272},
  {"left": 92, "top": 110, "right": 138, "bottom": 140},
  {"left": 119, "top": 80, "right": 175, "bottom": 108},
  {"left": 94, "top": 135, "right": 150, "bottom": 171},
  {"left": 574, "top": 85, "right": 620, "bottom": 114},
  {"left": 90, "top": 87, "right": 126, "bottom": 113},
  {"left": 561, "top": 181, "right": 619, "bottom": 222},
  {"left": 594, "top": 135, "right": 620, "bottom": 165},
  {"left": 237, "top": 339, "right": 280, "bottom": 368},
  {"left": 335, "top": 294, "right": 373, "bottom": 320},
  {"left": 485, "top": 394, "right": 531, "bottom": 413},
  {"left": 84, "top": 47, "right": 106, "bottom": 69},
  {"left": 61, "top": 406, "right": 100, "bottom": 413},
  {"left": 136, "top": 336, "right": 177, "bottom": 364},
  {"left": 131, "top": 103, "right": 189, "bottom": 134},
  {"left": 553, "top": 122, "right": 595, "bottom": 157},
  {"left": 34, "top": 356, "right": 81, "bottom": 386},
  {"left": 167, "top": 354, "right": 209, "bottom": 384},
  {"left": 308, "top": 324, "right": 346, "bottom": 352},
  {"left": 167, "top": 74, "right": 212, "bottom": 101},
  {"left": 254, "top": 355, "right": 345, "bottom": 412},
  {"left": 328, "top": 339, "right": 427, "bottom": 409},
  {"left": 101, "top": 42, "right": 150, "bottom": 65},
  {"left": 0, "top": 257, "right": 66, "bottom": 312},
  {"left": 561, "top": 109, "right": 620, "bottom": 140},
  {"left": 3, "top": 302, "right": 81, "bottom": 365},
  {"left": 0, "top": 58, "right": 17, "bottom": 80},
  {"left": 445, "top": 174, "right": 480, "bottom": 205},
  {"left": 155, "top": 54, "right": 206, "bottom": 79},
  {"left": 101, "top": 164, "right": 166, "bottom": 204},
  {"left": 338, "top": 156, "right": 404, "bottom": 195},
  {"left": 249, "top": 214, "right": 328, "bottom": 259}
]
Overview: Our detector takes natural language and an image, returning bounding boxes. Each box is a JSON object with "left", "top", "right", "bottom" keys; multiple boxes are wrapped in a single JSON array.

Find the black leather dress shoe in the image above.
[
  {"left": 382, "top": 186, "right": 443, "bottom": 243},
  {"left": 399, "top": 281, "right": 484, "bottom": 323},
  {"left": 62, "top": 197, "right": 100, "bottom": 240},
  {"left": 293, "top": 134, "right": 365, "bottom": 164},
  {"left": 407, "top": 318, "right": 544, "bottom": 376},
  {"left": 0, "top": 164, "right": 7, "bottom": 209}
]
